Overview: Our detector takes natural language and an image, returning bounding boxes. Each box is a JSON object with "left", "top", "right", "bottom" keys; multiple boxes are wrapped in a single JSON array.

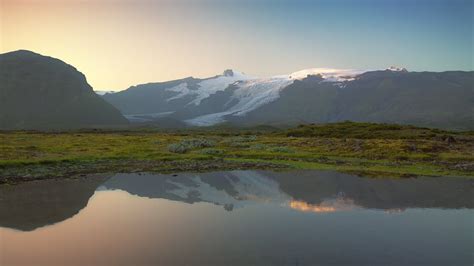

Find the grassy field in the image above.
[{"left": 1, "top": 122, "right": 473, "bottom": 183}]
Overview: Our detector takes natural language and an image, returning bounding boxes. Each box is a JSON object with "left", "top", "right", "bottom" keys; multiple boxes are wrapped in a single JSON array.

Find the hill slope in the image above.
[{"left": 0, "top": 50, "right": 127, "bottom": 129}]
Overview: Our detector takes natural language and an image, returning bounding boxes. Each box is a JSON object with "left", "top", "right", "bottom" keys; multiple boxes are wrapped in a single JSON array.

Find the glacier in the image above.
[{"left": 185, "top": 76, "right": 294, "bottom": 126}]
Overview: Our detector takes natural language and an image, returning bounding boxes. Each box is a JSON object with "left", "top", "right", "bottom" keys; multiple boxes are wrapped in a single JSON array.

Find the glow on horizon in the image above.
[{"left": 1, "top": 0, "right": 472, "bottom": 91}]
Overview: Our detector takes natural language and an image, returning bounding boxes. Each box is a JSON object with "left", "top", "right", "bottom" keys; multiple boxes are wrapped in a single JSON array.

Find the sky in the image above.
[{"left": 1, "top": 0, "right": 472, "bottom": 91}]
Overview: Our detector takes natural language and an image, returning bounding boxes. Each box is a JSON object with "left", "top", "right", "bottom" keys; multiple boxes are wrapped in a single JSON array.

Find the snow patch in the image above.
[
  {"left": 386, "top": 66, "right": 408, "bottom": 72},
  {"left": 289, "top": 68, "right": 367, "bottom": 82},
  {"left": 166, "top": 83, "right": 192, "bottom": 102}
]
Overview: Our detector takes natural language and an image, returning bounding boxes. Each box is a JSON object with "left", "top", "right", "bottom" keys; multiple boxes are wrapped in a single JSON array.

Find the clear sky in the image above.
[{"left": 1, "top": 0, "right": 472, "bottom": 91}]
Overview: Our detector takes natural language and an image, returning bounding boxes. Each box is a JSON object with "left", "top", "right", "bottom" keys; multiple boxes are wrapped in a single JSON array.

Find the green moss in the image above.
[{"left": 285, "top": 121, "right": 467, "bottom": 139}]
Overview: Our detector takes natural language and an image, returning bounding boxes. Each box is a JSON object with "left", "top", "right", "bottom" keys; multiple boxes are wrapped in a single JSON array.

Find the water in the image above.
[{"left": 1, "top": 170, "right": 472, "bottom": 266}]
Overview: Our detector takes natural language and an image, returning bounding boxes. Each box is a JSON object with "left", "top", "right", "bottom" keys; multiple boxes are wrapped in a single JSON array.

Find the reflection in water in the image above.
[
  {"left": 0, "top": 175, "right": 109, "bottom": 231},
  {"left": 1, "top": 170, "right": 473, "bottom": 231},
  {"left": 101, "top": 170, "right": 473, "bottom": 213},
  {"left": 289, "top": 197, "right": 357, "bottom": 213},
  {"left": 290, "top": 200, "right": 337, "bottom": 212},
  {"left": 0, "top": 170, "right": 472, "bottom": 265}
]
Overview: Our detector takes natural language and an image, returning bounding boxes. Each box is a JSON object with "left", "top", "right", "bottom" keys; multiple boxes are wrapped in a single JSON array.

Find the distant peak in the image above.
[
  {"left": 386, "top": 66, "right": 408, "bottom": 72},
  {"left": 223, "top": 69, "right": 234, "bottom": 77},
  {"left": 220, "top": 69, "right": 251, "bottom": 80}
]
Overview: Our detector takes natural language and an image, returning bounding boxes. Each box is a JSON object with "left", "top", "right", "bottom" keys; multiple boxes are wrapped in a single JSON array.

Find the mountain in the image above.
[
  {"left": 102, "top": 68, "right": 474, "bottom": 130},
  {"left": 0, "top": 50, "right": 128, "bottom": 129},
  {"left": 102, "top": 69, "right": 253, "bottom": 125},
  {"left": 3, "top": 50, "right": 468, "bottom": 130},
  {"left": 235, "top": 70, "right": 474, "bottom": 129}
]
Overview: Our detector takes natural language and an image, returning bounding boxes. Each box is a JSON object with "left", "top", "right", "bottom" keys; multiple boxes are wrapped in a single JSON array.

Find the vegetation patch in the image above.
[
  {"left": 1, "top": 122, "right": 473, "bottom": 183},
  {"left": 168, "top": 138, "right": 216, "bottom": 153},
  {"left": 285, "top": 121, "right": 469, "bottom": 140}
]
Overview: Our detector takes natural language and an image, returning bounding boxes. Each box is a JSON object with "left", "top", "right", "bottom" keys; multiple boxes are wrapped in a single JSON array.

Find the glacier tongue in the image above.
[{"left": 185, "top": 76, "right": 293, "bottom": 126}]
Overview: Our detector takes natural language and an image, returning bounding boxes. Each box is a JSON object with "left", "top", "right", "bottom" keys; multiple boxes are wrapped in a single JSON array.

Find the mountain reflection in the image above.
[
  {"left": 1, "top": 170, "right": 472, "bottom": 231},
  {"left": 0, "top": 176, "right": 110, "bottom": 231}
]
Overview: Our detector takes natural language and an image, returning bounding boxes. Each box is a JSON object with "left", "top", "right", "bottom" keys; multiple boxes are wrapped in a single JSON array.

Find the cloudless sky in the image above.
[{"left": 1, "top": 0, "right": 472, "bottom": 90}]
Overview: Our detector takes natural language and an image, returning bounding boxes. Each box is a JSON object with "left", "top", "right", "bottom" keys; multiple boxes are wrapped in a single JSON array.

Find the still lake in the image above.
[{"left": 1, "top": 170, "right": 472, "bottom": 266}]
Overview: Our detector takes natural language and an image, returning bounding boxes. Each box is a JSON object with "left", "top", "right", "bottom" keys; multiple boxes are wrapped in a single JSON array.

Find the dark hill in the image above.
[{"left": 0, "top": 50, "right": 128, "bottom": 129}]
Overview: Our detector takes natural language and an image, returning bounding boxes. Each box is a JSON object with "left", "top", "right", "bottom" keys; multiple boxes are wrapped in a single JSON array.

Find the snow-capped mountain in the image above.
[
  {"left": 102, "top": 68, "right": 474, "bottom": 130},
  {"left": 101, "top": 67, "right": 372, "bottom": 124}
]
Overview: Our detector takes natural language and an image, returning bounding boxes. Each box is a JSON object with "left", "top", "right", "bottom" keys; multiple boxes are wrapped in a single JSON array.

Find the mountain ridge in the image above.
[
  {"left": 102, "top": 67, "right": 474, "bottom": 130},
  {"left": 1, "top": 50, "right": 471, "bottom": 130}
]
